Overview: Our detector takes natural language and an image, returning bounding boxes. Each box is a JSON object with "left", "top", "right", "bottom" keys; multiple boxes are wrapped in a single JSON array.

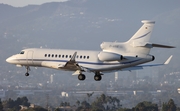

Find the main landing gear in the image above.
[
  {"left": 77, "top": 72, "right": 103, "bottom": 81},
  {"left": 94, "top": 72, "right": 102, "bottom": 81},
  {"left": 25, "top": 66, "right": 30, "bottom": 76},
  {"left": 78, "top": 74, "right": 86, "bottom": 81}
]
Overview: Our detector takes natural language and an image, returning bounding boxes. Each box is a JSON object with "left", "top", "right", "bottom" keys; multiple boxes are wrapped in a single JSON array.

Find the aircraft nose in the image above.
[
  {"left": 6, "top": 56, "right": 17, "bottom": 64},
  {"left": 6, "top": 57, "right": 12, "bottom": 63}
]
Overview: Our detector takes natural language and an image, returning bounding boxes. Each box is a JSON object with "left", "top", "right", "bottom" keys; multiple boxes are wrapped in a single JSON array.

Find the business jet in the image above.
[{"left": 6, "top": 20, "right": 175, "bottom": 81}]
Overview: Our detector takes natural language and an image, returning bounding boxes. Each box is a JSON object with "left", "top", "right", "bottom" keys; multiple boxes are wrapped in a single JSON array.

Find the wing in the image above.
[
  {"left": 41, "top": 52, "right": 85, "bottom": 72},
  {"left": 41, "top": 52, "right": 93, "bottom": 76},
  {"left": 58, "top": 52, "right": 83, "bottom": 71},
  {"left": 121, "top": 55, "right": 173, "bottom": 71}
]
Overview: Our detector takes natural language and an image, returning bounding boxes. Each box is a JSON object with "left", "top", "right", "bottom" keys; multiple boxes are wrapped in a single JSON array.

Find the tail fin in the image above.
[{"left": 127, "top": 20, "right": 155, "bottom": 46}]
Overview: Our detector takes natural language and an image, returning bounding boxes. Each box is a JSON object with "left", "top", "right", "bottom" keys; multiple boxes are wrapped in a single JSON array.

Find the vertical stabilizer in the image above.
[{"left": 127, "top": 20, "right": 155, "bottom": 46}]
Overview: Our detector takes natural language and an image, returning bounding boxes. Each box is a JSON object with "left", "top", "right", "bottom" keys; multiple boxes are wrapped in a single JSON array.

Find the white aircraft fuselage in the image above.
[
  {"left": 6, "top": 48, "right": 153, "bottom": 71},
  {"left": 6, "top": 20, "right": 174, "bottom": 81}
]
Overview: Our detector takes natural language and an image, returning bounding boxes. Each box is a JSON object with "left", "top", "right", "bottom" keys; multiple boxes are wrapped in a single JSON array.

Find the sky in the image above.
[{"left": 0, "top": 0, "right": 69, "bottom": 7}]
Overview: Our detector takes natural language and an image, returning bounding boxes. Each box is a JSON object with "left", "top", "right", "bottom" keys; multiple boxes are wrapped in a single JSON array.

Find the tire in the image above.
[
  {"left": 25, "top": 73, "right": 29, "bottom": 76},
  {"left": 94, "top": 75, "right": 102, "bottom": 81},
  {"left": 78, "top": 74, "right": 86, "bottom": 80}
]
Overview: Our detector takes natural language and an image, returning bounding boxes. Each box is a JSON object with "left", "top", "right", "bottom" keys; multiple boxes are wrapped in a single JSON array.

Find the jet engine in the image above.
[{"left": 98, "top": 51, "right": 123, "bottom": 61}]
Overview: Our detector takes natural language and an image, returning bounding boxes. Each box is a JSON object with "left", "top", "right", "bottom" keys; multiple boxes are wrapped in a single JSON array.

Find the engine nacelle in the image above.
[
  {"left": 146, "top": 55, "right": 155, "bottom": 61},
  {"left": 98, "top": 51, "right": 123, "bottom": 61}
]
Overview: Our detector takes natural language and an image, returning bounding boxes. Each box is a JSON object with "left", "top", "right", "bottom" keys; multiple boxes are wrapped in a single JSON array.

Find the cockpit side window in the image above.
[{"left": 20, "top": 51, "right": 25, "bottom": 54}]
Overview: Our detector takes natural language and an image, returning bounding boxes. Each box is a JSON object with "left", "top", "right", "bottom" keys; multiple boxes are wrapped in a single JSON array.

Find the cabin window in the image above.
[
  {"left": 66, "top": 55, "right": 68, "bottom": 58},
  {"left": 84, "top": 56, "right": 86, "bottom": 59},
  {"left": 20, "top": 51, "right": 25, "bottom": 54},
  {"left": 45, "top": 54, "right": 47, "bottom": 57},
  {"left": 87, "top": 56, "right": 89, "bottom": 59},
  {"left": 62, "top": 55, "right": 64, "bottom": 58},
  {"left": 52, "top": 54, "right": 54, "bottom": 57},
  {"left": 59, "top": 55, "right": 61, "bottom": 58},
  {"left": 69, "top": 55, "right": 72, "bottom": 58},
  {"left": 76, "top": 55, "right": 79, "bottom": 58},
  {"left": 48, "top": 54, "right": 50, "bottom": 57},
  {"left": 80, "top": 56, "right": 82, "bottom": 59},
  {"left": 55, "top": 54, "right": 57, "bottom": 57}
]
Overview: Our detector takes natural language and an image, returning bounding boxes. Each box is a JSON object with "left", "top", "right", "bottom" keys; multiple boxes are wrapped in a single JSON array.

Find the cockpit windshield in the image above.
[{"left": 20, "top": 51, "right": 25, "bottom": 54}]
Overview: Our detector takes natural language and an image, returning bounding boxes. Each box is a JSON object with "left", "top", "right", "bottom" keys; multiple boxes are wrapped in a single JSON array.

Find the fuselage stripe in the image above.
[{"left": 18, "top": 59, "right": 142, "bottom": 65}]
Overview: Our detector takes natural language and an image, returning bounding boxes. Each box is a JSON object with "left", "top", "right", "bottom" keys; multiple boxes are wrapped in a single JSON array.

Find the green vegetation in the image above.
[
  {"left": 2, "top": 97, "right": 30, "bottom": 111},
  {"left": 74, "top": 95, "right": 180, "bottom": 111},
  {"left": 0, "top": 95, "right": 180, "bottom": 111},
  {"left": 162, "top": 99, "right": 176, "bottom": 111},
  {"left": 0, "top": 99, "right": 4, "bottom": 111}
]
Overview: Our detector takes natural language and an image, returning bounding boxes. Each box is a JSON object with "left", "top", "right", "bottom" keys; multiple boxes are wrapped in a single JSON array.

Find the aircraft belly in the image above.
[
  {"left": 78, "top": 63, "right": 124, "bottom": 72},
  {"left": 80, "top": 59, "right": 151, "bottom": 72}
]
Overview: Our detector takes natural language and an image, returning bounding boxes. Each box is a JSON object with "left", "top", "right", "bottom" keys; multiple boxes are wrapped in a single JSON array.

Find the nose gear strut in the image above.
[{"left": 25, "top": 66, "right": 30, "bottom": 76}]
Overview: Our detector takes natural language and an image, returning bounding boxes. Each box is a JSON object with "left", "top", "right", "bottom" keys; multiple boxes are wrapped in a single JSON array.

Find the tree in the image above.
[
  {"left": 100, "top": 94, "right": 106, "bottom": 103},
  {"left": 67, "top": 102, "right": 70, "bottom": 106},
  {"left": 23, "top": 106, "right": 48, "bottom": 111},
  {"left": 134, "top": 101, "right": 158, "bottom": 111},
  {"left": 81, "top": 100, "right": 90, "bottom": 109},
  {"left": 16, "top": 96, "right": 30, "bottom": 107},
  {"left": 135, "top": 102, "right": 146, "bottom": 111},
  {"left": 76, "top": 100, "right": 91, "bottom": 111},
  {"left": 162, "top": 102, "right": 168, "bottom": 111},
  {"left": 55, "top": 108, "right": 63, "bottom": 111},
  {"left": 91, "top": 101, "right": 104, "bottom": 111},
  {"left": 168, "top": 99, "right": 176, "bottom": 111},
  {"left": 3, "top": 98, "right": 15, "bottom": 109},
  {"left": 162, "top": 99, "right": 176, "bottom": 111},
  {"left": 118, "top": 108, "right": 132, "bottom": 111},
  {"left": 76, "top": 100, "right": 80, "bottom": 107},
  {"left": 0, "top": 98, "right": 4, "bottom": 111},
  {"left": 64, "top": 102, "right": 67, "bottom": 106},
  {"left": 87, "top": 92, "right": 94, "bottom": 102},
  {"left": 60, "top": 102, "right": 64, "bottom": 107},
  {"left": 2, "top": 97, "right": 31, "bottom": 111}
]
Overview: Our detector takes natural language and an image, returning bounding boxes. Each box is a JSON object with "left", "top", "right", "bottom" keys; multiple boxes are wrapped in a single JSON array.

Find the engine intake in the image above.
[{"left": 98, "top": 51, "right": 123, "bottom": 61}]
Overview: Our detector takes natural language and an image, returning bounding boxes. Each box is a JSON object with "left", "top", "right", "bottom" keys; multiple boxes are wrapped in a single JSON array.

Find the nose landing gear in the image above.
[{"left": 25, "top": 66, "right": 30, "bottom": 76}]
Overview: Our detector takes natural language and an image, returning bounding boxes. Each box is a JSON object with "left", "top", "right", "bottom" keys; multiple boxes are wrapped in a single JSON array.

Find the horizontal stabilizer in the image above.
[{"left": 152, "top": 43, "right": 175, "bottom": 48}]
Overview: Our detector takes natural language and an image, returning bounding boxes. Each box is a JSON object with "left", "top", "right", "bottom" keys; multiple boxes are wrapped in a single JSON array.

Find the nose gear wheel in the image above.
[{"left": 25, "top": 66, "right": 30, "bottom": 76}]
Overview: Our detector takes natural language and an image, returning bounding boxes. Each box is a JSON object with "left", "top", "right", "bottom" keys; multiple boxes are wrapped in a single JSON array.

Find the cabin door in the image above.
[{"left": 26, "top": 51, "right": 34, "bottom": 65}]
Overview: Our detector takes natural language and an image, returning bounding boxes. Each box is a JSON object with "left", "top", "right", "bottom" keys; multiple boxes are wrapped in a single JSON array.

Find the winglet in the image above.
[{"left": 164, "top": 55, "right": 173, "bottom": 65}]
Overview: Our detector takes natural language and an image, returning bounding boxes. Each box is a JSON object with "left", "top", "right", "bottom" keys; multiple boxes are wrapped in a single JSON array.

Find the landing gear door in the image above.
[{"left": 27, "top": 51, "right": 34, "bottom": 65}]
